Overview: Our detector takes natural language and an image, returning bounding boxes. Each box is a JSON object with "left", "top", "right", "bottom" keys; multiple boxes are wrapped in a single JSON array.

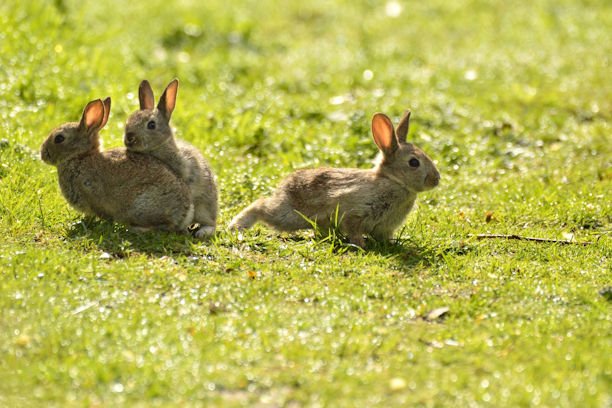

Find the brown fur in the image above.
[
  {"left": 229, "top": 111, "right": 440, "bottom": 247},
  {"left": 124, "top": 79, "right": 218, "bottom": 238},
  {"left": 40, "top": 98, "right": 194, "bottom": 232}
]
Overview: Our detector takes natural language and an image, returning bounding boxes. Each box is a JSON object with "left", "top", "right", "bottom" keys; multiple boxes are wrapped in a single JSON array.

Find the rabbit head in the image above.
[
  {"left": 124, "top": 79, "right": 178, "bottom": 152},
  {"left": 372, "top": 111, "right": 440, "bottom": 192},
  {"left": 41, "top": 97, "right": 111, "bottom": 166}
]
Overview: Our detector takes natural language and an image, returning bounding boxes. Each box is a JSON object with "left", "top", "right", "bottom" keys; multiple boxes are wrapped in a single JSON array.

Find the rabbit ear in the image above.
[
  {"left": 78, "top": 99, "right": 105, "bottom": 133},
  {"left": 395, "top": 110, "right": 411, "bottom": 143},
  {"left": 372, "top": 113, "right": 398, "bottom": 156},
  {"left": 157, "top": 78, "right": 179, "bottom": 121},
  {"left": 100, "top": 97, "right": 111, "bottom": 128},
  {"left": 139, "top": 80, "right": 155, "bottom": 110}
]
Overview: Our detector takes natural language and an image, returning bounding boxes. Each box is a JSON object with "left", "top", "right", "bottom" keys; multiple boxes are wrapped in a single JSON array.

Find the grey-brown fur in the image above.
[
  {"left": 41, "top": 98, "right": 194, "bottom": 232},
  {"left": 229, "top": 111, "right": 440, "bottom": 247},
  {"left": 124, "top": 79, "right": 218, "bottom": 238}
]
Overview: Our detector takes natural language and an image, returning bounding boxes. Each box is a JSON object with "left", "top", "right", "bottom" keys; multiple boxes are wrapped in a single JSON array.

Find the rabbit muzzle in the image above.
[
  {"left": 424, "top": 171, "right": 440, "bottom": 189},
  {"left": 124, "top": 132, "right": 137, "bottom": 148},
  {"left": 41, "top": 147, "right": 53, "bottom": 164}
]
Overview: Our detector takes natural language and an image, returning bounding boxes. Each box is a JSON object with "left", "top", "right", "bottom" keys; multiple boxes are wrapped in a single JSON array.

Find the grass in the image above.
[{"left": 1, "top": 0, "right": 610, "bottom": 406}]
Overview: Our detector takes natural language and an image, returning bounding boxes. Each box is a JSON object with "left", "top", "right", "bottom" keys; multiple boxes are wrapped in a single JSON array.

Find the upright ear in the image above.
[
  {"left": 371, "top": 113, "right": 398, "bottom": 156},
  {"left": 157, "top": 78, "right": 179, "bottom": 121},
  {"left": 395, "top": 110, "right": 411, "bottom": 143},
  {"left": 78, "top": 99, "right": 105, "bottom": 133},
  {"left": 139, "top": 80, "right": 155, "bottom": 110},
  {"left": 100, "top": 97, "right": 111, "bottom": 129}
]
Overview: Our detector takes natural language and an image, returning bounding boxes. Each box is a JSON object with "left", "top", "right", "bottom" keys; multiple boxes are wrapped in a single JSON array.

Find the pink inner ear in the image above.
[
  {"left": 167, "top": 82, "right": 178, "bottom": 111},
  {"left": 160, "top": 80, "right": 178, "bottom": 117},
  {"left": 85, "top": 102, "right": 105, "bottom": 129},
  {"left": 139, "top": 81, "right": 155, "bottom": 110},
  {"left": 372, "top": 113, "right": 397, "bottom": 153}
]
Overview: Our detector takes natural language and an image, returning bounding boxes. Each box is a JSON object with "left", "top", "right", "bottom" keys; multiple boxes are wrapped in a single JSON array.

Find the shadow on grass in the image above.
[
  {"left": 64, "top": 217, "right": 478, "bottom": 266},
  {"left": 367, "top": 236, "right": 478, "bottom": 271},
  {"left": 285, "top": 228, "right": 458, "bottom": 270},
  {"left": 269, "top": 227, "right": 477, "bottom": 271},
  {"left": 366, "top": 238, "right": 436, "bottom": 269},
  {"left": 65, "top": 217, "right": 197, "bottom": 257}
]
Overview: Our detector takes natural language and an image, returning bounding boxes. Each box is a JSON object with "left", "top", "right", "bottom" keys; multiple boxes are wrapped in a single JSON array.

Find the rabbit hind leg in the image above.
[
  {"left": 228, "top": 198, "right": 267, "bottom": 230},
  {"left": 229, "top": 197, "right": 309, "bottom": 232}
]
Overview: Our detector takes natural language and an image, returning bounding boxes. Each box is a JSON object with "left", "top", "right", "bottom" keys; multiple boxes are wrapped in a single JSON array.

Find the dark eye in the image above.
[
  {"left": 147, "top": 121, "right": 156, "bottom": 130},
  {"left": 409, "top": 158, "right": 420, "bottom": 168},
  {"left": 54, "top": 134, "right": 65, "bottom": 144}
]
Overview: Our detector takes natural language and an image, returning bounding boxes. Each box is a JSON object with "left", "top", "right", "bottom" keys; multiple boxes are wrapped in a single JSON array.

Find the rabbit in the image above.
[
  {"left": 124, "top": 79, "right": 218, "bottom": 239},
  {"left": 41, "top": 97, "right": 195, "bottom": 232},
  {"left": 228, "top": 110, "right": 440, "bottom": 248}
]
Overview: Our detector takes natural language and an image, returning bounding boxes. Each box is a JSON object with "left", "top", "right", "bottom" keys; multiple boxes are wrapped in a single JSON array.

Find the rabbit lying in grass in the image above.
[
  {"left": 124, "top": 79, "right": 218, "bottom": 239},
  {"left": 41, "top": 97, "right": 194, "bottom": 232},
  {"left": 229, "top": 111, "right": 440, "bottom": 247}
]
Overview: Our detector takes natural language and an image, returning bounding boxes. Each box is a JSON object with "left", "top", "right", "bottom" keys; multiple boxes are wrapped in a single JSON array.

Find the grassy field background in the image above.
[{"left": 1, "top": 0, "right": 610, "bottom": 406}]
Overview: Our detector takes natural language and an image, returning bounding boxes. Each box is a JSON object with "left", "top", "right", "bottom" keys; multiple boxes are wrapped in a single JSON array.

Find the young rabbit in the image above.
[
  {"left": 41, "top": 97, "right": 194, "bottom": 232},
  {"left": 124, "top": 79, "right": 218, "bottom": 238},
  {"left": 229, "top": 110, "right": 440, "bottom": 247}
]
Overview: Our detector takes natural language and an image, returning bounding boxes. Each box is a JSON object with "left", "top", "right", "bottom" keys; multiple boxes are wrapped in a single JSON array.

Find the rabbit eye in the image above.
[
  {"left": 54, "top": 134, "right": 65, "bottom": 144},
  {"left": 147, "top": 121, "right": 156, "bottom": 130},
  {"left": 409, "top": 158, "right": 420, "bottom": 168}
]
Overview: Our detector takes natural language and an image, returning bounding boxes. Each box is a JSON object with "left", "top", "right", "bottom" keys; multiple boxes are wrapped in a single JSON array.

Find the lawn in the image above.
[{"left": 0, "top": 0, "right": 610, "bottom": 406}]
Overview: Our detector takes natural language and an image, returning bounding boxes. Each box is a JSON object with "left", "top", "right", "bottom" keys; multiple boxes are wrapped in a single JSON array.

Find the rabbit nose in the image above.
[
  {"left": 125, "top": 132, "right": 136, "bottom": 145},
  {"left": 41, "top": 147, "right": 50, "bottom": 163},
  {"left": 427, "top": 171, "right": 440, "bottom": 187}
]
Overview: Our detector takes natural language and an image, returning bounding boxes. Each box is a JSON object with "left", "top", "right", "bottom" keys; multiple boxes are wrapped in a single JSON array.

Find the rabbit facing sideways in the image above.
[
  {"left": 41, "top": 97, "right": 195, "bottom": 232},
  {"left": 124, "top": 79, "right": 218, "bottom": 239},
  {"left": 229, "top": 111, "right": 440, "bottom": 248}
]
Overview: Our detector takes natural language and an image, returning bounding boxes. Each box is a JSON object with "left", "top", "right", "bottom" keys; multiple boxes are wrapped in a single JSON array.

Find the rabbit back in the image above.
[{"left": 58, "top": 148, "right": 194, "bottom": 231}]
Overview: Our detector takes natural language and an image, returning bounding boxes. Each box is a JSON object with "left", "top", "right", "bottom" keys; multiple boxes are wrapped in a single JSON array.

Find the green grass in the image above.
[{"left": 1, "top": 0, "right": 610, "bottom": 406}]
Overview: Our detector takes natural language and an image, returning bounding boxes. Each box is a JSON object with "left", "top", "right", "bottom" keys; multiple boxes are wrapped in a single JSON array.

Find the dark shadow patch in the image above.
[
  {"left": 65, "top": 217, "right": 196, "bottom": 257},
  {"left": 599, "top": 287, "right": 612, "bottom": 302},
  {"left": 365, "top": 237, "right": 435, "bottom": 269},
  {"left": 367, "top": 236, "right": 478, "bottom": 270}
]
